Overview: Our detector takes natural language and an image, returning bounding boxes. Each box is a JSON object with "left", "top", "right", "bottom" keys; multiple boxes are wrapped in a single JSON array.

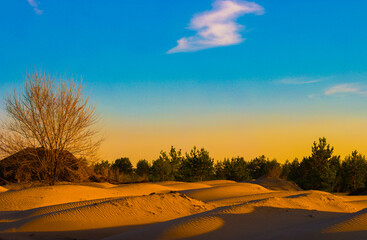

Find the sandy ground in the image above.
[{"left": 0, "top": 179, "right": 367, "bottom": 240}]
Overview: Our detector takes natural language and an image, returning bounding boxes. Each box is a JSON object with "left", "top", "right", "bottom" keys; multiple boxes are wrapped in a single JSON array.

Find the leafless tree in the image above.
[{"left": 0, "top": 71, "right": 102, "bottom": 185}]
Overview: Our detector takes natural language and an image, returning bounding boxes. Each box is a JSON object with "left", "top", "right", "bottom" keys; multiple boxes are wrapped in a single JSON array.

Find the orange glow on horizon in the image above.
[{"left": 98, "top": 114, "right": 367, "bottom": 165}]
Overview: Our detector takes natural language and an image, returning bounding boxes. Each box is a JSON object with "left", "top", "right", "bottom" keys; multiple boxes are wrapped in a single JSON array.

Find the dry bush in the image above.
[{"left": 0, "top": 71, "right": 102, "bottom": 185}]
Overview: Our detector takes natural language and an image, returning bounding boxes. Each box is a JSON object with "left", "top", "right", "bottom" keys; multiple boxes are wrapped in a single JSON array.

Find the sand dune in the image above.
[
  {"left": 1, "top": 180, "right": 367, "bottom": 240},
  {"left": 182, "top": 182, "right": 271, "bottom": 202},
  {"left": 0, "top": 193, "right": 213, "bottom": 233},
  {"left": 162, "top": 216, "right": 225, "bottom": 240},
  {"left": 246, "top": 191, "right": 357, "bottom": 213},
  {"left": 252, "top": 176, "right": 303, "bottom": 191},
  {"left": 111, "top": 182, "right": 172, "bottom": 194},
  {"left": 325, "top": 208, "right": 367, "bottom": 233},
  {"left": 102, "top": 191, "right": 364, "bottom": 240},
  {"left": 201, "top": 180, "right": 237, "bottom": 187},
  {"left": 0, "top": 183, "right": 175, "bottom": 211},
  {"left": 156, "top": 181, "right": 212, "bottom": 191}
]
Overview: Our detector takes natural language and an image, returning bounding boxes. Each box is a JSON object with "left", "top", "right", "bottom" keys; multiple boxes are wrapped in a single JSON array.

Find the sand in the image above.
[
  {"left": 1, "top": 181, "right": 367, "bottom": 240},
  {"left": 0, "top": 183, "right": 174, "bottom": 211},
  {"left": 182, "top": 182, "right": 271, "bottom": 202},
  {"left": 252, "top": 176, "right": 303, "bottom": 191}
]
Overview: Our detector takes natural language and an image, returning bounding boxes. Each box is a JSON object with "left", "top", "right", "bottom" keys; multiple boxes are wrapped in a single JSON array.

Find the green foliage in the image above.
[
  {"left": 111, "top": 157, "right": 133, "bottom": 175},
  {"left": 281, "top": 160, "right": 292, "bottom": 179},
  {"left": 88, "top": 140, "right": 367, "bottom": 193},
  {"left": 297, "top": 137, "right": 340, "bottom": 192},
  {"left": 180, "top": 146, "right": 214, "bottom": 181},
  {"left": 330, "top": 156, "right": 342, "bottom": 192},
  {"left": 151, "top": 151, "right": 172, "bottom": 181},
  {"left": 222, "top": 157, "right": 250, "bottom": 181},
  {"left": 136, "top": 159, "right": 150, "bottom": 178},
  {"left": 247, "top": 156, "right": 281, "bottom": 179},
  {"left": 342, "top": 151, "right": 367, "bottom": 192},
  {"left": 282, "top": 158, "right": 302, "bottom": 183},
  {"left": 214, "top": 161, "right": 225, "bottom": 179},
  {"left": 248, "top": 155, "right": 268, "bottom": 179},
  {"left": 149, "top": 146, "right": 184, "bottom": 182},
  {"left": 168, "top": 146, "right": 183, "bottom": 180}
]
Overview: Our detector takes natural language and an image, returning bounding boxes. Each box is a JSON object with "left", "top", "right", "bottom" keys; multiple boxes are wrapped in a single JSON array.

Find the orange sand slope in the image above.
[{"left": 0, "top": 181, "right": 367, "bottom": 240}]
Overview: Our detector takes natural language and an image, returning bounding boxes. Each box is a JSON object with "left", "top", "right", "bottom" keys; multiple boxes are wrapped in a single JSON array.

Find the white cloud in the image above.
[
  {"left": 325, "top": 83, "right": 367, "bottom": 96},
  {"left": 167, "top": 0, "right": 264, "bottom": 54},
  {"left": 27, "top": 0, "right": 43, "bottom": 15},
  {"left": 278, "top": 76, "right": 326, "bottom": 85}
]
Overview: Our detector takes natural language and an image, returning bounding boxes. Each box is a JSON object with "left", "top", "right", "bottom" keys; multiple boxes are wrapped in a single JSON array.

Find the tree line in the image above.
[{"left": 93, "top": 137, "right": 367, "bottom": 193}]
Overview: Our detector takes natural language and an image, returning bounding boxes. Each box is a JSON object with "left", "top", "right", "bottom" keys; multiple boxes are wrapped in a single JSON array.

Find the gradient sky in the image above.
[{"left": 1, "top": 0, "right": 367, "bottom": 164}]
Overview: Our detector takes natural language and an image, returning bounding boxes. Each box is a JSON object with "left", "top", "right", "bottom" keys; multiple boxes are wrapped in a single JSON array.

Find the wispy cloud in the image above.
[
  {"left": 278, "top": 76, "right": 326, "bottom": 85},
  {"left": 27, "top": 0, "right": 43, "bottom": 15},
  {"left": 325, "top": 83, "right": 367, "bottom": 96},
  {"left": 167, "top": 0, "right": 264, "bottom": 54}
]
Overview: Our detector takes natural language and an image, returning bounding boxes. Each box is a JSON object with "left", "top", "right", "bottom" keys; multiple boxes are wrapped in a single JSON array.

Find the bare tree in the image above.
[{"left": 0, "top": 71, "right": 101, "bottom": 185}]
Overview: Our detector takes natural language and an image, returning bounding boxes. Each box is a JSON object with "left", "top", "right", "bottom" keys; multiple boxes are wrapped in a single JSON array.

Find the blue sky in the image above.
[{"left": 1, "top": 0, "right": 367, "bottom": 162}]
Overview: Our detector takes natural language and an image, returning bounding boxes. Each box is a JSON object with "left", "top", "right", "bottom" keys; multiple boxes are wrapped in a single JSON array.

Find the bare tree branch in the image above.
[{"left": 0, "top": 70, "right": 102, "bottom": 185}]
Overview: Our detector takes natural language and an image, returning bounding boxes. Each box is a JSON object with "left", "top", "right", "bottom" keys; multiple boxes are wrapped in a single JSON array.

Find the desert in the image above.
[{"left": 1, "top": 179, "right": 367, "bottom": 240}]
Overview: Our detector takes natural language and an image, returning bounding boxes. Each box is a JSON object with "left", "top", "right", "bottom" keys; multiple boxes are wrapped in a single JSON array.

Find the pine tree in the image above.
[
  {"left": 298, "top": 137, "right": 339, "bottom": 192},
  {"left": 342, "top": 151, "right": 367, "bottom": 192},
  {"left": 179, "top": 146, "right": 214, "bottom": 181}
]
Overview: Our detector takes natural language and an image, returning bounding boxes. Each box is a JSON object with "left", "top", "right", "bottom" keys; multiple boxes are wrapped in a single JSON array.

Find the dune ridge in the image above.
[
  {"left": 1, "top": 192, "right": 213, "bottom": 233},
  {"left": 182, "top": 182, "right": 271, "bottom": 202}
]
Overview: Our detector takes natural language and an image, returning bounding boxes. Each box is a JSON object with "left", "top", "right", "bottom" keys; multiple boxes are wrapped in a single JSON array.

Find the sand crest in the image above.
[{"left": 182, "top": 182, "right": 271, "bottom": 202}]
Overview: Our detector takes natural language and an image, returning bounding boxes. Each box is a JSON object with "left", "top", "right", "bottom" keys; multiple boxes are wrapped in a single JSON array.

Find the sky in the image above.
[{"left": 1, "top": 0, "right": 367, "bottom": 164}]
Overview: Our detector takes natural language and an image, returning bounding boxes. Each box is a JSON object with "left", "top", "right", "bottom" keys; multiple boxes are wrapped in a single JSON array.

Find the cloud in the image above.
[
  {"left": 325, "top": 83, "right": 367, "bottom": 96},
  {"left": 27, "top": 0, "right": 43, "bottom": 15},
  {"left": 278, "top": 77, "right": 326, "bottom": 85},
  {"left": 167, "top": 0, "right": 264, "bottom": 54}
]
